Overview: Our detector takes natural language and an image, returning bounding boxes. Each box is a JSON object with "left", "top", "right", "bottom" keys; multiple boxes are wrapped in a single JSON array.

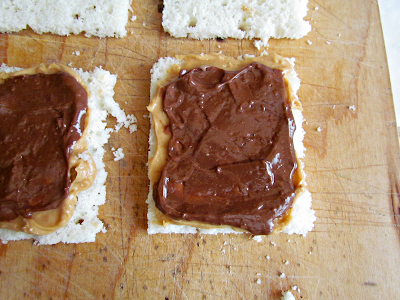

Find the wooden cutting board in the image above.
[{"left": 1, "top": 0, "right": 399, "bottom": 299}]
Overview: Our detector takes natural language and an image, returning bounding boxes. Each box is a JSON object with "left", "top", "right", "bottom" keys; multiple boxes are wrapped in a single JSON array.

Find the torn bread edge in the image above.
[
  {"left": 147, "top": 53, "right": 316, "bottom": 236},
  {"left": 0, "top": 63, "right": 137, "bottom": 245}
]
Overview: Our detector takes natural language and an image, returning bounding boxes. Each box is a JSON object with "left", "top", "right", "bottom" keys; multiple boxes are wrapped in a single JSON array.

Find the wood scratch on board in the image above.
[
  {"left": 96, "top": 239, "right": 124, "bottom": 263},
  {"left": 62, "top": 245, "right": 76, "bottom": 299},
  {"left": 330, "top": 172, "right": 389, "bottom": 194},
  {"left": 5, "top": 271, "right": 36, "bottom": 299},
  {"left": 209, "top": 264, "right": 246, "bottom": 300},
  {"left": 26, "top": 263, "right": 97, "bottom": 299}
]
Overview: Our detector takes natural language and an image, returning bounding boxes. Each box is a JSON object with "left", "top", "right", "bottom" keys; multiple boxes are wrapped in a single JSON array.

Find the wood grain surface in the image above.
[{"left": 1, "top": 0, "right": 400, "bottom": 299}]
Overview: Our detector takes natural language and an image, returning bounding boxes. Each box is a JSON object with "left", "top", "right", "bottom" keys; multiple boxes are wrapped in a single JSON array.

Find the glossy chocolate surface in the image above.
[
  {"left": 0, "top": 72, "right": 87, "bottom": 221},
  {"left": 154, "top": 63, "right": 297, "bottom": 235}
]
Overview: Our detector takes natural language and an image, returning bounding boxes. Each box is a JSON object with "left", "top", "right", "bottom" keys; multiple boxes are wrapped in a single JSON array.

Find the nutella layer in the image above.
[
  {"left": 0, "top": 64, "right": 96, "bottom": 235},
  {"left": 148, "top": 54, "right": 306, "bottom": 235}
]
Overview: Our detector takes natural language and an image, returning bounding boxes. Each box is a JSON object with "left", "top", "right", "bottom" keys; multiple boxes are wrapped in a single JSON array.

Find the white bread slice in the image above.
[
  {"left": 147, "top": 53, "right": 316, "bottom": 236},
  {"left": 0, "top": 64, "right": 136, "bottom": 245},
  {"left": 0, "top": 0, "right": 132, "bottom": 38},
  {"left": 162, "top": 0, "right": 311, "bottom": 49}
]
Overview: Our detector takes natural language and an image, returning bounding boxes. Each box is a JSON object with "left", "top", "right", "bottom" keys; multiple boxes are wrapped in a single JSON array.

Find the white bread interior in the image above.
[
  {"left": 162, "top": 0, "right": 311, "bottom": 49},
  {"left": 0, "top": 0, "right": 132, "bottom": 38}
]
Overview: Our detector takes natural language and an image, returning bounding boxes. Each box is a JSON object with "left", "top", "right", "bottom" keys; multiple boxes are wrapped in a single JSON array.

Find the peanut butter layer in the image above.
[
  {"left": 150, "top": 55, "right": 302, "bottom": 235},
  {"left": 0, "top": 64, "right": 96, "bottom": 235}
]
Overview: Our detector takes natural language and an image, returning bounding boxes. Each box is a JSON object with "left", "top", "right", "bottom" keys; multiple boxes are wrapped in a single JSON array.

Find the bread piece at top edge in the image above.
[
  {"left": 147, "top": 53, "right": 316, "bottom": 237},
  {"left": 0, "top": 0, "right": 132, "bottom": 38},
  {"left": 162, "top": 0, "right": 311, "bottom": 49}
]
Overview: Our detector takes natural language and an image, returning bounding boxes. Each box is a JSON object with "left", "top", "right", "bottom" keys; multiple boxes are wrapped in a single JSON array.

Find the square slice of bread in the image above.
[
  {"left": 147, "top": 53, "right": 316, "bottom": 236},
  {"left": 0, "top": 0, "right": 132, "bottom": 38},
  {"left": 162, "top": 0, "right": 311, "bottom": 49},
  {"left": 0, "top": 64, "right": 136, "bottom": 245}
]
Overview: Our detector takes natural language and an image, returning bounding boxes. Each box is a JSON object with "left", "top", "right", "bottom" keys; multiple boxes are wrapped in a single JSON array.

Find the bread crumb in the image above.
[
  {"left": 243, "top": 54, "right": 256, "bottom": 59},
  {"left": 78, "top": 151, "right": 91, "bottom": 162},
  {"left": 130, "top": 15, "right": 137, "bottom": 21},
  {"left": 309, "top": 251, "right": 312, "bottom": 255},
  {"left": 292, "top": 286, "right": 298, "bottom": 291},
  {"left": 287, "top": 239, "right": 290, "bottom": 243},
  {"left": 338, "top": 33, "right": 342, "bottom": 37},
  {"left": 316, "top": 127, "right": 322, "bottom": 132},
  {"left": 271, "top": 241, "right": 276, "bottom": 246},
  {"left": 281, "top": 291, "right": 295, "bottom": 300},
  {"left": 67, "top": 62, "right": 73, "bottom": 67},
  {"left": 253, "top": 236, "right": 262, "bottom": 242},
  {"left": 113, "top": 148, "right": 125, "bottom": 161},
  {"left": 307, "top": 40, "right": 312, "bottom": 45},
  {"left": 217, "top": 45, "right": 221, "bottom": 48},
  {"left": 266, "top": 255, "right": 270, "bottom": 260},
  {"left": 257, "top": 272, "right": 261, "bottom": 276},
  {"left": 283, "top": 260, "right": 289, "bottom": 265},
  {"left": 256, "top": 279, "right": 261, "bottom": 284},
  {"left": 326, "top": 41, "right": 331, "bottom": 44},
  {"left": 73, "top": 51, "right": 80, "bottom": 56},
  {"left": 315, "top": 6, "right": 319, "bottom": 10},
  {"left": 279, "top": 273, "right": 286, "bottom": 278},
  {"left": 333, "top": 105, "right": 336, "bottom": 109},
  {"left": 349, "top": 105, "right": 356, "bottom": 111},
  {"left": 143, "top": 22, "right": 146, "bottom": 26}
]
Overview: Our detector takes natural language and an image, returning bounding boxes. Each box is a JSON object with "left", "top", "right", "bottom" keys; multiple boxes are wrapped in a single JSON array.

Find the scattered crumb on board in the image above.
[
  {"left": 281, "top": 291, "right": 296, "bottom": 300},
  {"left": 113, "top": 148, "right": 124, "bottom": 161}
]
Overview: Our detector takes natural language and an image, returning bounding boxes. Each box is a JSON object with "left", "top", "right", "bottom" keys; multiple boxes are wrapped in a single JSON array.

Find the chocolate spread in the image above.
[
  {"left": 0, "top": 72, "right": 88, "bottom": 221},
  {"left": 153, "top": 62, "right": 298, "bottom": 235}
]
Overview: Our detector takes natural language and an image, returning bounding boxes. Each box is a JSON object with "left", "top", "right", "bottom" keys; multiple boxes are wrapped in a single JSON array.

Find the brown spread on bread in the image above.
[
  {"left": 148, "top": 54, "right": 305, "bottom": 235},
  {"left": 0, "top": 64, "right": 96, "bottom": 235}
]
